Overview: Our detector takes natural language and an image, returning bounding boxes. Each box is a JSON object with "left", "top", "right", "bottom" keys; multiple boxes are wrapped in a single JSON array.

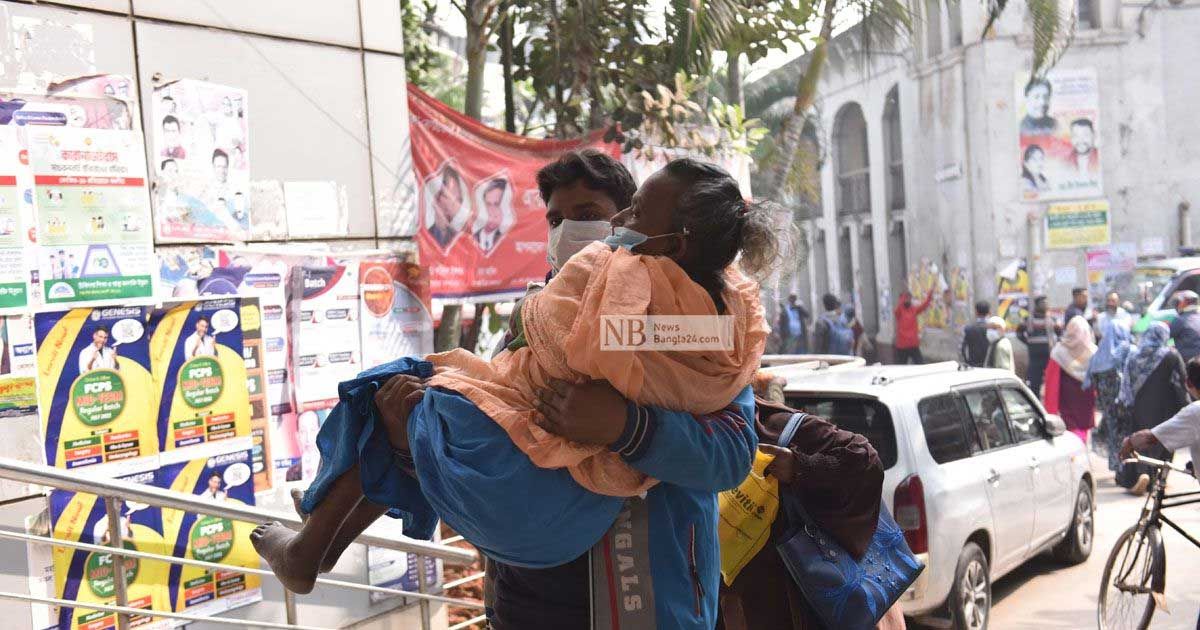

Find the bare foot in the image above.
[
  {"left": 250, "top": 522, "right": 317, "bottom": 594},
  {"left": 291, "top": 489, "right": 308, "bottom": 522}
]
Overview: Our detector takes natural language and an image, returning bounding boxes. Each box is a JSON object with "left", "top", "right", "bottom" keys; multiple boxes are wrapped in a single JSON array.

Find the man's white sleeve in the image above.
[{"left": 1152, "top": 403, "right": 1200, "bottom": 452}]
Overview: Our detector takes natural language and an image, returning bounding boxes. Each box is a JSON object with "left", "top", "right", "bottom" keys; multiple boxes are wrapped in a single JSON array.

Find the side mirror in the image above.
[{"left": 1044, "top": 414, "right": 1066, "bottom": 438}]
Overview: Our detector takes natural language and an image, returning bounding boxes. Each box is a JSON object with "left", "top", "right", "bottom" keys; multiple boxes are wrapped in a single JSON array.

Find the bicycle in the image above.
[{"left": 1097, "top": 454, "right": 1200, "bottom": 630}]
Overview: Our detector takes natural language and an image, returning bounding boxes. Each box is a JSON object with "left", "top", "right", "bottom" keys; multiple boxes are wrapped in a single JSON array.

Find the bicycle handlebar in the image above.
[{"left": 1123, "top": 453, "right": 1196, "bottom": 477}]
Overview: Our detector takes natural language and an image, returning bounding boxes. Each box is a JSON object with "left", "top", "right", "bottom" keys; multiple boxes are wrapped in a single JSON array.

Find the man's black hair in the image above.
[
  {"left": 1072, "top": 287, "right": 1088, "bottom": 297},
  {"left": 1025, "top": 77, "right": 1052, "bottom": 96},
  {"left": 822, "top": 293, "right": 841, "bottom": 312},
  {"left": 1034, "top": 295, "right": 1048, "bottom": 306},
  {"left": 536, "top": 149, "right": 635, "bottom": 210},
  {"left": 1070, "top": 118, "right": 1095, "bottom": 132},
  {"left": 161, "top": 158, "right": 176, "bottom": 170},
  {"left": 483, "top": 178, "right": 508, "bottom": 196},
  {"left": 975, "top": 300, "right": 991, "bottom": 316},
  {"left": 1188, "top": 358, "right": 1200, "bottom": 390},
  {"left": 212, "top": 148, "right": 229, "bottom": 163},
  {"left": 94, "top": 325, "right": 110, "bottom": 336},
  {"left": 162, "top": 115, "right": 180, "bottom": 128}
]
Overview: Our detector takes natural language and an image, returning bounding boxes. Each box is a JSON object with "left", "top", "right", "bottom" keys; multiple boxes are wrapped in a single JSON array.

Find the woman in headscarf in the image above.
[
  {"left": 1084, "top": 319, "right": 1135, "bottom": 483},
  {"left": 1117, "top": 322, "right": 1189, "bottom": 494},
  {"left": 1043, "top": 316, "right": 1098, "bottom": 444}
]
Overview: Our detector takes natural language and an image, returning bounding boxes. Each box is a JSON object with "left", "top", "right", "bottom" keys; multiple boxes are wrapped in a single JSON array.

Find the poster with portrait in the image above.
[
  {"left": 149, "top": 298, "right": 252, "bottom": 464},
  {"left": 408, "top": 84, "right": 617, "bottom": 301},
  {"left": 359, "top": 260, "right": 433, "bottom": 368},
  {"left": 29, "top": 126, "right": 155, "bottom": 305},
  {"left": 157, "top": 449, "right": 263, "bottom": 616},
  {"left": 35, "top": 306, "right": 159, "bottom": 476},
  {"left": 1016, "top": 68, "right": 1102, "bottom": 202},
  {"left": 0, "top": 313, "right": 36, "bottom": 415},
  {"left": 48, "top": 469, "right": 174, "bottom": 630},
  {"left": 151, "top": 80, "right": 250, "bottom": 243},
  {"left": 0, "top": 126, "right": 29, "bottom": 312}
]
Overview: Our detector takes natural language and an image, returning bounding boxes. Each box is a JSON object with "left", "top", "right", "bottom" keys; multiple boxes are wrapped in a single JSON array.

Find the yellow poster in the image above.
[
  {"left": 1046, "top": 200, "right": 1111, "bottom": 249},
  {"left": 158, "top": 449, "right": 263, "bottom": 615},
  {"left": 149, "top": 298, "right": 251, "bottom": 464},
  {"left": 35, "top": 307, "right": 159, "bottom": 476},
  {"left": 48, "top": 470, "right": 172, "bottom": 629}
]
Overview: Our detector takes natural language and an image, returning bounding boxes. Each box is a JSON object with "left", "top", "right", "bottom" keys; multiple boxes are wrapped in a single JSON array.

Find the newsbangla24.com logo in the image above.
[{"left": 71, "top": 371, "right": 126, "bottom": 427}]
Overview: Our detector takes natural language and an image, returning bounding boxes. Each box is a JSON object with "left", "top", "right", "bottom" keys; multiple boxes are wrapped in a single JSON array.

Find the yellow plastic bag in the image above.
[{"left": 718, "top": 448, "right": 781, "bottom": 586}]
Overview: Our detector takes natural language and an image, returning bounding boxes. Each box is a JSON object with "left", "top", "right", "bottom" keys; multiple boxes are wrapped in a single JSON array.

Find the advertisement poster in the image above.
[
  {"left": 408, "top": 83, "right": 617, "bottom": 301},
  {"left": 0, "top": 313, "right": 36, "bottom": 415},
  {"left": 1046, "top": 200, "right": 1111, "bottom": 249},
  {"left": 367, "top": 515, "right": 439, "bottom": 604},
  {"left": 0, "top": 126, "right": 29, "bottom": 311},
  {"left": 29, "top": 126, "right": 155, "bottom": 305},
  {"left": 359, "top": 260, "right": 433, "bottom": 368},
  {"left": 291, "top": 265, "right": 360, "bottom": 410},
  {"left": 907, "top": 260, "right": 950, "bottom": 329},
  {"left": 1017, "top": 68, "right": 1102, "bottom": 201},
  {"left": 158, "top": 449, "right": 263, "bottom": 616},
  {"left": 149, "top": 298, "right": 252, "bottom": 464},
  {"left": 151, "top": 80, "right": 250, "bottom": 242},
  {"left": 48, "top": 470, "right": 173, "bottom": 630},
  {"left": 997, "top": 259, "right": 1032, "bottom": 323},
  {"left": 1087, "top": 242, "right": 1138, "bottom": 299},
  {"left": 239, "top": 297, "right": 273, "bottom": 493},
  {"left": 36, "top": 306, "right": 158, "bottom": 476}
]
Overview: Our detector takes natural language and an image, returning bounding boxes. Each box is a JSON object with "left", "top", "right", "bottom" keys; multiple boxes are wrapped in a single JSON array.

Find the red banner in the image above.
[{"left": 407, "top": 84, "right": 617, "bottom": 301}]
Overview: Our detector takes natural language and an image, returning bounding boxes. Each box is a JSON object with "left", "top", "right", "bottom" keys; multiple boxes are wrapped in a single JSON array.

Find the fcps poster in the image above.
[{"left": 407, "top": 83, "right": 617, "bottom": 302}]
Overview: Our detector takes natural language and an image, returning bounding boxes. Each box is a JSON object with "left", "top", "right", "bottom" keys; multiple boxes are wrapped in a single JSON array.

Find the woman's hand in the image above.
[
  {"left": 375, "top": 375, "right": 427, "bottom": 452},
  {"left": 759, "top": 443, "right": 796, "bottom": 483},
  {"left": 534, "top": 379, "right": 627, "bottom": 446}
]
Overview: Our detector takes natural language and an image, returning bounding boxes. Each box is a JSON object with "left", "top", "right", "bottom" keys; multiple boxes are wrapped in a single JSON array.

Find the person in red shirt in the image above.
[{"left": 894, "top": 289, "right": 934, "bottom": 364}]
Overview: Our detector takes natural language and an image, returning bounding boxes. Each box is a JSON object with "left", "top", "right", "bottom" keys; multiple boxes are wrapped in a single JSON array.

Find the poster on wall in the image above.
[
  {"left": 291, "top": 265, "right": 361, "bottom": 410},
  {"left": 907, "top": 260, "right": 951, "bottom": 329},
  {"left": 367, "top": 514, "right": 440, "bottom": 605},
  {"left": 35, "top": 306, "right": 158, "bottom": 476},
  {"left": 1046, "top": 200, "right": 1111, "bottom": 249},
  {"left": 239, "top": 297, "right": 273, "bottom": 493},
  {"left": 408, "top": 84, "right": 617, "bottom": 302},
  {"left": 359, "top": 260, "right": 433, "bottom": 368},
  {"left": 1017, "top": 68, "right": 1102, "bottom": 202},
  {"left": 0, "top": 126, "right": 29, "bottom": 312},
  {"left": 151, "top": 80, "right": 250, "bottom": 243},
  {"left": 996, "top": 259, "right": 1032, "bottom": 323},
  {"left": 1086, "top": 242, "right": 1138, "bottom": 301},
  {"left": 0, "top": 314, "right": 42, "bottom": 501},
  {"left": 48, "top": 470, "right": 173, "bottom": 630},
  {"left": 149, "top": 298, "right": 252, "bottom": 464},
  {"left": 158, "top": 449, "right": 263, "bottom": 616},
  {"left": 28, "top": 126, "right": 155, "bottom": 305}
]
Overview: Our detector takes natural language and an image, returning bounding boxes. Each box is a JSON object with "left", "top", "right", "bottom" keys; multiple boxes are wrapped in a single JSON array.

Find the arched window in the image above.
[
  {"left": 882, "top": 87, "right": 906, "bottom": 211},
  {"left": 833, "top": 103, "right": 870, "bottom": 216}
]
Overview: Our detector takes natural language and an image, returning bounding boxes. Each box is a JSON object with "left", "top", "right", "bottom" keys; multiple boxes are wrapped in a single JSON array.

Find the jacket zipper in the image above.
[{"left": 689, "top": 524, "right": 703, "bottom": 616}]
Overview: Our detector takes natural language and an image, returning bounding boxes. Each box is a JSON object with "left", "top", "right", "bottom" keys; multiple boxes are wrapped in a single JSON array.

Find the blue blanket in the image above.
[{"left": 301, "top": 358, "right": 624, "bottom": 568}]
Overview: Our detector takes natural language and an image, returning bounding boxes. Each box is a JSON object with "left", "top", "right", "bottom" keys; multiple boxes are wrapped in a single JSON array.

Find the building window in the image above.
[
  {"left": 883, "top": 87, "right": 905, "bottom": 211},
  {"left": 947, "top": 0, "right": 963, "bottom": 47},
  {"left": 925, "top": 0, "right": 943, "bottom": 58},
  {"left": 1077, "top": 0, "right": 1099, "bottom": 29},
  {"left": 834, "top": 103, "right": 870, "bottom": 216}
]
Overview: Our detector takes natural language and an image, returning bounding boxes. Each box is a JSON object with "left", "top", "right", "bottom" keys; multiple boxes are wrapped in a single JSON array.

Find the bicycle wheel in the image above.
[{"left": 1098, "top": 524, "right": 1165, "bottom": 630}]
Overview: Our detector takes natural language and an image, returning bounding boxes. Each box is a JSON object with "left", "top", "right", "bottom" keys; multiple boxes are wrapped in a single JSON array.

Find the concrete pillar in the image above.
[
  {"left": 821, "top": 150, "right": 842, "bottom": 297},
  {"left": 866, "top": 98, "right": 894, "bottom": 344},
  {"left": 806, "top": 220, "right": 820, "bottom": 317},
  {"left": 847, "top": 219, "right": 863, "bottom": 316}
]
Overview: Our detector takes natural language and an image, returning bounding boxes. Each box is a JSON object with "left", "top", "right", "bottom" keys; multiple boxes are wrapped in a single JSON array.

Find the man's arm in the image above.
[
  {"left": 1123, "top": 404, "right": 1200, "bottom": 457},
  {"left": 916, "top": 291, "right": 935, "bottom": 315}
]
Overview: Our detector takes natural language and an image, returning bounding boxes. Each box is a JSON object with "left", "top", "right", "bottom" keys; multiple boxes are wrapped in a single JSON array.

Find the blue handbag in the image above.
[{"left": 774, "top": 412, "right": 925, "bottom": 629}]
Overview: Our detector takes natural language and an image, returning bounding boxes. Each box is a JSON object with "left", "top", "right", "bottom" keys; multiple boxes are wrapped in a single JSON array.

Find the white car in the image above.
[{"left": 766, "top": 361, "right": 1094, "bottom": 630}]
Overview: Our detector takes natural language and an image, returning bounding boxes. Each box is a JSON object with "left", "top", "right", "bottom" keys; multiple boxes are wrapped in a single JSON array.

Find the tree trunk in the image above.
[
  {"left": 764, "top": 0, "right": 838, "bottom": 198},
  {"left": 726, "top": 49, "right": 744, "bottom": 110},
  {"left": 500, "top": 9, "right": 516, "bottom": 133}
]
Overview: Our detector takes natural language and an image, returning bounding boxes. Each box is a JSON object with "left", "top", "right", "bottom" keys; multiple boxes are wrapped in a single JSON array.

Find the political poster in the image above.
[
  {"left": 0, "top": 126, "right": 29, "bottom": 312},
  {"left": 28, "top": 126, "right": 155, "bottom": 305},
  {"left": 291, "top": 265, "right": 361, "bottom": 410},
  {"left": 1046, "top": 200, "right": 1111, "bottom": 249},
  {"left": 151, "top": 80, "right": 250, "bottom": 242},
  {"left": 408, "top": 83, "right": 617, "bottom": 301},
  {"left": 48, "top": 469, "right": 173, "bottom": 630},
  {"left": 149, "top": 298, "right": 252, "bottom": 464},
  {"left": 359, "top": 260, "right": 433, "bottom": 368},
  {"left": 157, "top": 449, "right": 263, "bottom": 616},
  {"left": 239, "top": 297, "right": 273, "bottom": 493},
  {"left": 1016, "top": 68, "right": 1102, "bottom": 202},
  {"left": 35, "top": 306, "right": 158, "bottom": 476}
]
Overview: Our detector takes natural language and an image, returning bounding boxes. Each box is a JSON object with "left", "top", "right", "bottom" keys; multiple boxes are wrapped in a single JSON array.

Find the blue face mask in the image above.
[{"left": 603, "top": 226, "right": 687, "bottom": 252}]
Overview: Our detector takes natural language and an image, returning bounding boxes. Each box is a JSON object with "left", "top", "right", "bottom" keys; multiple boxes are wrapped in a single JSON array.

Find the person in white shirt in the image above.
[
  {"left": 1095, "top": 291, "right": 1133, "bottom": 339},
  {"left": 78, "top": 327, "right": 119, "bottom": 373},
  {"left": 1123, "top": 357, "right": 1200, "bottom": 478},
  {"left": 185, "top": 317, "right": 218, "bottom": 359},
  {"left": 200, "top": 473, "right": 228, "bottom": 502},
  {"left": 473, "top": 179, "right": 510, "bottom": 255}
]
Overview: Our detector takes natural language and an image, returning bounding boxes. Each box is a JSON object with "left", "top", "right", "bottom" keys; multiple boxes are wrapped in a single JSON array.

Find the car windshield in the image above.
[
  {"left": 784, "top": 395, "right": 897, "bottom": 469},
  {"left": 1122, "top": 267, "right": 1175, "bottom": 314}
]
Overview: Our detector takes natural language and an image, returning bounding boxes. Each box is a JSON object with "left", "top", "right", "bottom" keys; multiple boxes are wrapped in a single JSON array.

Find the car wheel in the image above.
[
  {"left": 949, "top": 542, "right": 990, "bottom": 630},
  {"left": 1053, "top": 480, "right": 1094, "bottom": 564}
]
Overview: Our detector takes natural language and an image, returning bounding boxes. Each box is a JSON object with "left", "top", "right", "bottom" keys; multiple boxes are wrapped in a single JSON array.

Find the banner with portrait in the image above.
[
  {"left": 1016, "top": 68, "right": 1102, "bottom": 202},
  {"left": 407, "top": 84, "right": 617, "bottom": 302}
]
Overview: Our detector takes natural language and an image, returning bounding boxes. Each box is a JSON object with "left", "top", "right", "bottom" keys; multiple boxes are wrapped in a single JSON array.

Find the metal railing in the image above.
[{"left": 0, "top": 456, "right": 484, "bottom": 630}]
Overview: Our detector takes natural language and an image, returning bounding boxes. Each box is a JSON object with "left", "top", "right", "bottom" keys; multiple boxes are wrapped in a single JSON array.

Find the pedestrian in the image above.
[
  {"left": 1043, "top": 316, "right": 1097, "bottom": 444},
  {"left": 1064, "top": 287, "right": 1094, "bottom": 331},
  {"left": 1118, "top": 321, "right": 1190, "bottom": 495},
  {"left": 893, "top": 289, "right": 934, "bottom": 365},
  {"left": 1169, "top": 290, "right": 1200, "bottom": 363},
  {"left": 961, "top": 301, "right": 992, "bottom": 367},
  {"left": 777, "top": 294, "right": 811, "bottom": 354},
  {"left": 813, "top": 294, "right": 855, "bottom": 356},
  {"left": 984, "top": 316, "right": 1015, "bottom": 372},
  {"left": 1094, "top": 291, "right": 1133, "bottom": 338},
  {"left": 1018, "top": 296, "right": 1058, "bottom": 398},
  {"left": 1084, "top": 319, "right": 1135, "bottom": 485}
]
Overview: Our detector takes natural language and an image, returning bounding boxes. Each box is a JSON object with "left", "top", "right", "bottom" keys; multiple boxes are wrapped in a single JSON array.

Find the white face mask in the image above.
[
  {"left": 987, "top": 328, "right": 1001, "bottom": 343},
  {"left": 546, "top": 219, "right": 612, "bottom": 271}
]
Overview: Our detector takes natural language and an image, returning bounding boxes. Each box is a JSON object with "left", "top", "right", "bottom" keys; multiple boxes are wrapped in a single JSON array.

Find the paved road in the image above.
[{"left": 917, "top": 453, "right": 1200, "bottom": 630}]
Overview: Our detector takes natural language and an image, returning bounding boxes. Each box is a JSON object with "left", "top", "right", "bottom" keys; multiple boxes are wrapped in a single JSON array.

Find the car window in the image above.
[
  {"left": 999, "top": 387, "right": 1042, "bottom": 443},
  {"left": 785, "top": 395, "right": 898, "bottom": 469},
  {"left": 961, "top": 387, "right": 1013, "bottom": 451},
  {"left": 918, "top": 394, "right": 973, "bottom": 464}
]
